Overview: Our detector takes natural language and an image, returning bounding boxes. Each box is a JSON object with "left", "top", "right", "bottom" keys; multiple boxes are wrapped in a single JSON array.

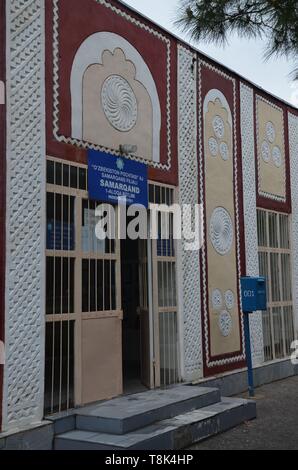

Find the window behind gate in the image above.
[{"left": 257, "top": 209, "right": 295, "bottom": 362}]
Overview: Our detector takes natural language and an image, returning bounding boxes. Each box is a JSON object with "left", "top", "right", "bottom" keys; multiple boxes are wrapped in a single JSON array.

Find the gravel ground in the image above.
[{"left": 189, "top": 375, "right": 298, "bottom": 450}]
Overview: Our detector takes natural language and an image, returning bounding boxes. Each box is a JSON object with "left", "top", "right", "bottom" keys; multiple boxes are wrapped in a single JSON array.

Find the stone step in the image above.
[
  {"left": 55, "top": 397, "right": 256, "bottom": 450},
  {"left": 74, "top": 385, "right": 220, "bottom": 435}
]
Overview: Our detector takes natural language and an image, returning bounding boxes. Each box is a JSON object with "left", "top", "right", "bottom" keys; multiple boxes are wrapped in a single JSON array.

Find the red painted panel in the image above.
[
  {"left": 198, "top": 59, "right": 246, "bottom": 376},
  {"left": 45, "top": 0, "right": 178, "bottom": 185},
  {"left": 0, "top": 0, "right": 6, "bottom": 432}
]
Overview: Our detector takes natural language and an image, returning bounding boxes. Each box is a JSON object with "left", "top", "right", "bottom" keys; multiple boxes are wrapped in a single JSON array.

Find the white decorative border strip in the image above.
[
  {"left": 3, "top": 0, "right": 46, "bottom": 431},
  {"left": 52, "top": 0, "right": 172, "bottom": 170},
  {"left": 240, "top": 83, "right": 264, "bottom": 366},
  {"left": 288, "top": 112, "right": 298, "bottom": 334},
  {"left": 256, "top": 94, "right": 286, "bottom": 203},
  {"left": 178, "top": 45, "right": 202, "bottom": 380},
  {"left": 198, "top": 59, "right": 245, "bottom": 368}
]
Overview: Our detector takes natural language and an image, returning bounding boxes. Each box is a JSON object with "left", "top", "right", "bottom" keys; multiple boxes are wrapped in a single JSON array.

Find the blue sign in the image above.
[
  {"left": 241, "top": 276, "right": 267, "bottom": 313},
  {"left": 88, "top": 150, "right": 148, "bottom": 207}
]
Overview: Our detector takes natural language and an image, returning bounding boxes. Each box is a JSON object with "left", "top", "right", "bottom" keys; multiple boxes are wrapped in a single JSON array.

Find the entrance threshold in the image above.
[{"left": 53, "top": 384, "right": 256, "bottom": 449}]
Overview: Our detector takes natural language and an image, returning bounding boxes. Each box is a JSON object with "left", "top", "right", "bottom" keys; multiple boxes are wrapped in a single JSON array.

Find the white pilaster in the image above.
[
  {"left": 177, "top": 46, "right": 202, "bottom": 381},
  {"left": 3, "top": 0, "right": 46, "bottom": 431},
  {"left": 240, "top": 83, "right": 264, "bottom": 366}
]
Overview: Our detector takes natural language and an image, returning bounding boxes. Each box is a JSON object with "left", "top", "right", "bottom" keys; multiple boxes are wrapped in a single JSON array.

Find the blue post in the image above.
[{"left": 243, "top": 312, "right": 254, "bottom": 397}]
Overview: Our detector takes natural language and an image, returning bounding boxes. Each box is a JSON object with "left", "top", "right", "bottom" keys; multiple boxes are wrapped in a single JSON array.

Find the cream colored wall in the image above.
[
  {"left": 257, "top": 98, "right": 286, "bottom": 200},
  {"left": 204, "top": 98, "right": 241, "bottom": 357},
  {"left": 81, "top": 317, "right": 122, "bottom": 405},
  {"left": 83, "top": 48, "right": 153, "bottom": 160}
]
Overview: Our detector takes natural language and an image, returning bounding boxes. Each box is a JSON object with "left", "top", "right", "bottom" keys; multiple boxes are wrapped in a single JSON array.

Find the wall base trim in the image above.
[
  {"left": 192, "top": 359, "right": 298, "bottom": 396},
  {"left": 0, "top": 421, "right": 53, "bottom": 450}
]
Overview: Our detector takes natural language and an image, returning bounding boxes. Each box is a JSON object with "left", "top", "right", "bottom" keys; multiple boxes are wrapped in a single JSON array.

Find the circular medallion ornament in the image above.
[
  {"left": 272, "top": 146, "right": 282, "bottom": 168},
  {"left": 212, "top": 116, "right": 225, "bottom": 139},
  {"left": 266, "top": 121, "right": 276, "bottom": 144},
  {"left": 208, "top": 137, "right": 218, "bottom": 157},
  {"left": 261, "top": 141, "right": 270, "bottom": 163},
  {"left": 209, "top": 207, "right": 234, "bottom": 256},
  {"left": 219, "top": 310, "right": 233, "bottom": 337},
  {"left": 101, "top": 75, "right": 138, "bottom": 132},
  {"left": 212, "top": 289, "right": 223, "bottom": 310},
  {"left": 219, "top": 142, "right": 229, "bottom": 161},
  {"left": 225, "top": 290, "right": 235, "bottom": 310}
]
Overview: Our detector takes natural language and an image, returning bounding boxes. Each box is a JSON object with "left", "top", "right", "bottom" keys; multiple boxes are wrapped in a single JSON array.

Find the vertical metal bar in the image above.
[
  {"left": 51, "top": 189, "right": 56, "bottom": 414},
  {"left": 103, "top": 259, "right": 105, "bottom": 311},
  {"left": 88, "top": 200, "right": 91, "bottom": 313},
  {"left": 67, "top": 256, "right": 70, "bottom": 409},
  {"left": 59, "top": 195, "right": 64, "bottom": 412},
  {"left": 95, "top": 249, "right": 98, "bottom": 312},
  {"left": 244, "top": 312, "right": 254, "bottom": 397},
  {"left": 116, "top": 206, "right": 122, "bottom": 313},
  {"left": 67, "top": 193, "right": 71, "bottom": 410},
  {"left": 162, "top": 311, "right": 165, "bottom": 387},
  {"left": 172, "top": 312, "right": 175, "bottom": 384},
  {"left": 147, "top": 219, "right": 155, "bottom": 389},
  {"left": 110, "top": 257, "right": 112, "bottom": 311},
  {"left": 277, "top": 214, "right": 286, "bottom": 357},
  {"left": 167, "top": 311, "right": 170, "bottom": 385},
  {"left": 74, "top": 196, "right": 82, "bottom": 406},
  {"left": 267, "top": 211, "right": 275, "bottom": 360}
]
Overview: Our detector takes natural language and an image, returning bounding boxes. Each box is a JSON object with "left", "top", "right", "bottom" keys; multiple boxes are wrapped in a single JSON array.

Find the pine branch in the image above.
[{"left": 176, "top": 0, "right": 298, "bottom": 79}]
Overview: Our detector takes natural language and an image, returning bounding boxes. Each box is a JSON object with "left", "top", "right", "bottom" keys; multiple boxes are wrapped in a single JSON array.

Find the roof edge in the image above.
[{"left": 118, "top": 0, "right": 297, "bottom": 111}]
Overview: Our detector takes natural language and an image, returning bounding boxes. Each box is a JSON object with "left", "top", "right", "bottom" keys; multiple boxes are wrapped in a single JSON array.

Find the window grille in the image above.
[
  {"left": 150, "top": 184, "right": 179, "bottom": 387},
  {"left": 257, "top": 209, "right": 295, "bottom": 361},
  {"left": 45, "top": 158, "right": 121, "bottom": 415}
]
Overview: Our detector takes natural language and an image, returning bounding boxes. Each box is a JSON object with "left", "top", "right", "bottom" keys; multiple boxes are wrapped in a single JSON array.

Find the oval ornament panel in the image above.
[
  {"left": 209, "top": 207, "right": 234, "bottom": 256},
  {"left": 219, "top": 310, "right": 233, "bottom": 337},
  {"left": 211, "top": 289, "right": 223, "bottom": 310}
]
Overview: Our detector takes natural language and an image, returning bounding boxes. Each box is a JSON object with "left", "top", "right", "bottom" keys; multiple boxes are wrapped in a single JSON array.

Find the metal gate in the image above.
[
  {"left": 44, "top": 159, "right": 180, "bottom": 415},
  {"left": 149, "top": 183, "right": 180, "bottom": 388}
]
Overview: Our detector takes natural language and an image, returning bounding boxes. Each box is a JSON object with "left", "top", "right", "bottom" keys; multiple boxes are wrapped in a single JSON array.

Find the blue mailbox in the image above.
[
  {"left": 241, "top": 276, "right": 267, "bottom": 397},
  {"left": 241, "top": 276, "right": 267, "bottom": 313}
]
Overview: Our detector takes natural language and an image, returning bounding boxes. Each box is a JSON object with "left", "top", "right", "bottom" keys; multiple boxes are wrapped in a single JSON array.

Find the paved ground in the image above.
[{"left": 189, "top": 375, "right": 298, "bottom": 450}]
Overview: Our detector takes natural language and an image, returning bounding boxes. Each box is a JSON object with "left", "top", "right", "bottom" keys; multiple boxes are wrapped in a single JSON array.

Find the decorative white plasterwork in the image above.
[
  {"left": 266, "top": 121, "right": 276, "bottom": 143},
  {"left": 205, "top": 89, "right": 232, "bottom": 167},
  {"left": 3, "top": 0, "right": 46, "bottom": 431},
  {"left": 240, "top": 83, "right": 264, "bottom": 366},
  {"left": 0, "top": 81, "right": 5, "bottom": 104},
  {"left": 203, "top": 89, "right": 233, "bottom": 127},
  {"left": 177, "top": 45, "right": 202, "bottom": 381},
  {"left": 288, "top": 112, "right": 298, "bottom": 336},
  {"left": 53, "top": 0, "right": 171, "bottom": 169},
  {"left": 256, "top": 94, "right": 286, "bottom": 203},
  {"left": 212, "top": 289, "right": 223, "bottom": 310},
  {"left": 219, "top": 310, "right": 233, "bottom": 337},
  {"left": 70, "top": 31, "right": 161, "bottom": 162},
  {"left": 198, "top": 61, "right": 245, "bottom": 368},
  {"left": 209, "top": 207, "right": 234, "bottom": 256},
  {"left": 101, "top": 74, "right": 138, "bottom": 132},
  {"left": 225, "top": 290, "right": 235, "bottom": 311}
]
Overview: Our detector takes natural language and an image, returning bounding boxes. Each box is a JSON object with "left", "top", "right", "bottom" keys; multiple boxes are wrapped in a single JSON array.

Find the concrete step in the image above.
[
  {"left": 54, "top": 397, "right": 256, "bottom": 450},
  {"left": 74, "top": 385, "right": 221, "bottom": 435}
]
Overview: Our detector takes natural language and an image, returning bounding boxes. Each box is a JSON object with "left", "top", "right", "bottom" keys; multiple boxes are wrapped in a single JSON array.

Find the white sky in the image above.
[{"left": 123, "top": 0, "right": 297, "bottom": 107}]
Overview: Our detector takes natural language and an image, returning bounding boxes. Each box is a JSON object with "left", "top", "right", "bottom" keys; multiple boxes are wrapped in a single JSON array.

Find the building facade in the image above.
[{"left": 1, "top": 0, "right": 298, "bottom": 437}]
